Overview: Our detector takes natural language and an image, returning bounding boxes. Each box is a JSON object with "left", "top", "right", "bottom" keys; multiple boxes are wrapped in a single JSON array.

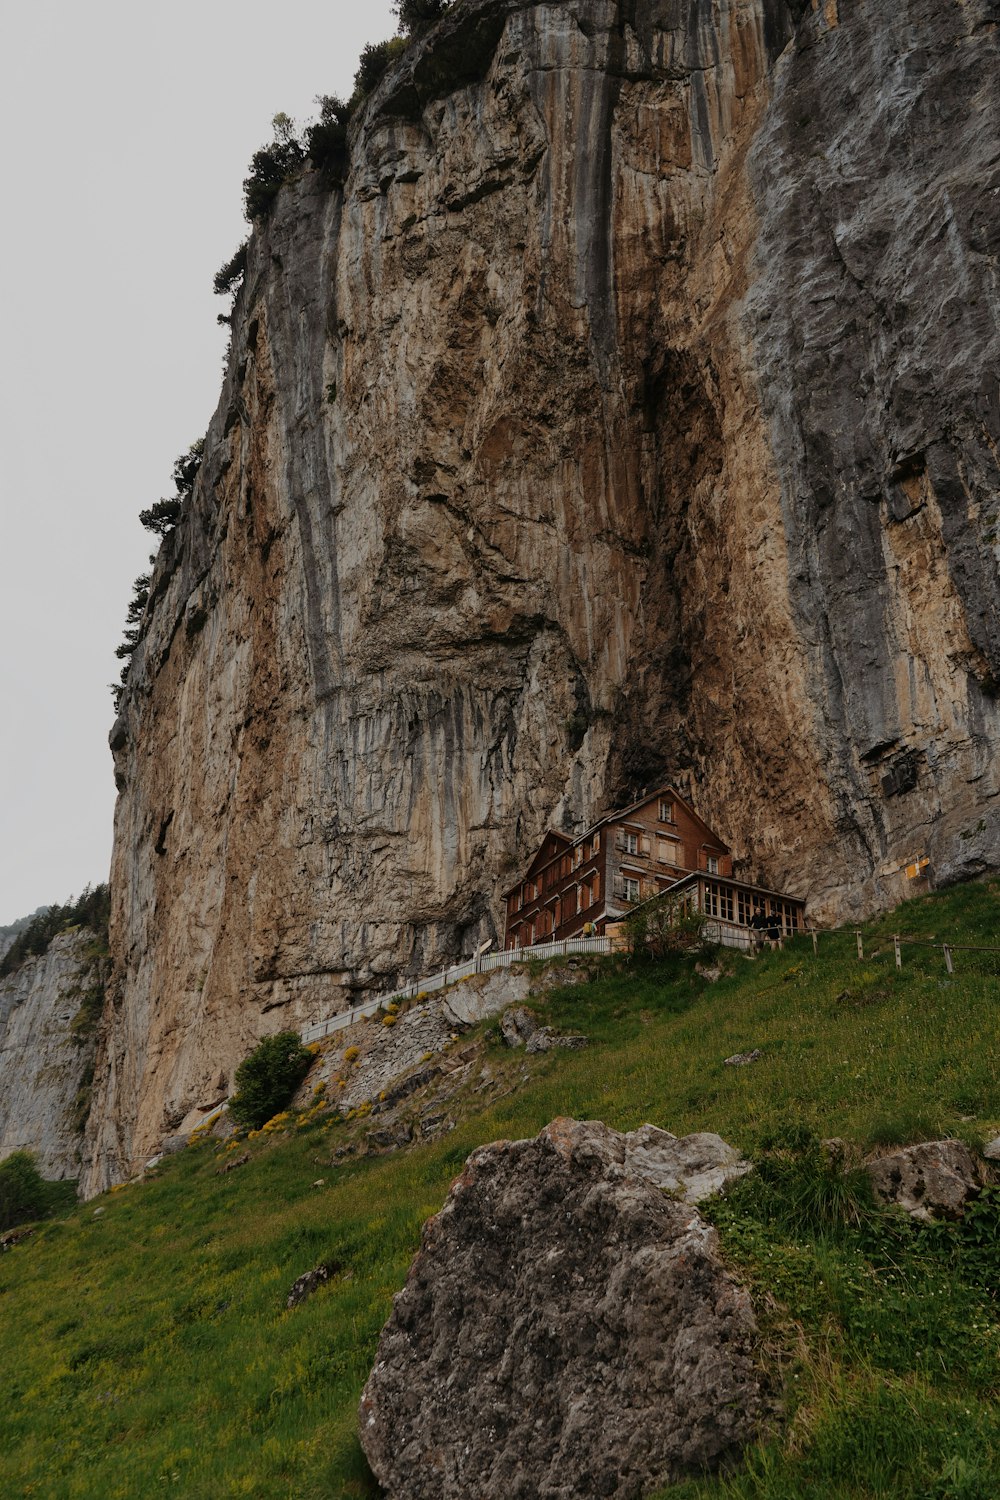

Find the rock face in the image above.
[
  {"left": 444, "top": 960, "right": 590, "bottom": 1025},
  {"left": 0, "top": 933, "right": 105, "bottom": 1181},
  {"left": 88, "top": 0, "right": 1000, "bottom": 1190},
  {"left": 867, "top": 1139, "right": 989, "bottom": 1223},
  {"left": 359, "top": 1118, "right": 762, "bottom": 1499}
]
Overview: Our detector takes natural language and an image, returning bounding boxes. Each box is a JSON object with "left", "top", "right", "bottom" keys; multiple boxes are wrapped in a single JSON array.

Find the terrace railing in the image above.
[{"left": 300, "top": 934, "right": 612, "bottom": 1044}]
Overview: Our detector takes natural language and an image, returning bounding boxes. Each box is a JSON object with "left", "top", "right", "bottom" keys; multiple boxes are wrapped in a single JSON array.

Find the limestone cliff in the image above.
[
  {"left": 0, "top": 933, "right": 105, "bottom": 1180},
  {"left": 86, "top": 0, "right": 1000, "bottom": 1192}
]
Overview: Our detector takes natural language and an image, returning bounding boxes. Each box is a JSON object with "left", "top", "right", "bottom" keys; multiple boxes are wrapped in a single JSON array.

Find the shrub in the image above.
[
  {"left": 0, "top": 1152, "right": 49, "bottom": 1232},
  {"left": 137, "top": 498, "right": 182, "bottom": 537},
  {"left": 352, "top": 38, "right": 406, "bottom": 104},
  {"left": 228, "top": 1032, "right": 313, "bottom": 1131},
  {"left": 170, "top": 438, "right": 204, "bottom": 500},
  {"left": 213, "top": 241, "right": 248, "bottom": 298},
  {"left": 137, "top": 437, "right": 203, "bottom": 540},
  {"left": 624, "top": 903, "right": 707, "bottom": 960},
  {"left": 750, "top": 1128, "right": 878, "bottom": 1237},
  {"left": 243, "top": 114, "right": 305, "bottom": 221},
  {"left": 304, "top": 96, "right": 351, "bottom": 181},
  {"left": 394, "top": 0, "right": 450, "bottom": 36}
]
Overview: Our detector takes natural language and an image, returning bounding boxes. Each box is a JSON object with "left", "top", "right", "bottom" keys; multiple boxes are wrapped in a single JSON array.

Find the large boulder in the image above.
[
  {"left": 867, "top": 1139, "right": 987, "bottom": 1222},
  {"left": 359, "top": 1118, "right": 763, "bottom": 1500}
]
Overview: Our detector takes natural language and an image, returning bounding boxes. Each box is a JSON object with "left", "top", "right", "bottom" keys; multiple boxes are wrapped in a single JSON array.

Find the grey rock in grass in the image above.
[
  {"left": 286, "top": 1262, "right": 339, "bottom": 1309},
  {"left": 724, "top": 1049, "right": 763, "bottom": 1067},
  {"left": 867, "top": 1140, "right": 987, "bottom": 1222},
  {"left": 982, "top": 1136, "right": 1000, "bottom": 1162},
  {"left": 359, "top": 1118, "right": 763, "bottom": 1500},
  {"left": 525, "top": 1026, "right": 589, "bottom": 1053},
  {"left": 499, "top": 1005, "right": 539, "bottom": 1047},
  {"left": 0, "top": 1226, "right": 34, "bottom": 1252},
  {"left": 696, "top": 961, "right": 725, "bottom": 983},
  {"left": 366, "top": 1123, "right": 414, "bottom": 1154},
  {"left": 623, "top": 1126, "right": 752, "bottom": 1203}
]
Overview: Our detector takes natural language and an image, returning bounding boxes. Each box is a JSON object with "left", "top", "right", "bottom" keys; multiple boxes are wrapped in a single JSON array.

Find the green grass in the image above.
[{"left": 1, "top": 879, "right": 998, "bottom": 1498}]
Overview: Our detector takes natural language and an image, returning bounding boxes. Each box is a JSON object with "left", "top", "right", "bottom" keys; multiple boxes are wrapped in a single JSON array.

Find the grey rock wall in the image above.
[{"left": 0, "top": 932, "right": 104, "bottom": 1181}]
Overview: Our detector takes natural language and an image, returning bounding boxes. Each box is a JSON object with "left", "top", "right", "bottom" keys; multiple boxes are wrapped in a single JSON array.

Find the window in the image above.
[
  {"left": 591, "top": 831, "right": 601, "bottom": 855},
  {"left": 623, "top": 876, "right": 640, "bottom": 903},
  {"left": 574, "top": 845, "right": 584, "bottom": 868},
  {"left": 658, "top": 799, "right": 674, "bottom": 823},
  {"left": 737, "top": 890, "right": 751, "bottom": 926},
  {"left": 707, "top": 855, "right": 719, "bottom": 875},
  {"left": 719, "top": 884, "right": 734, "bottom": 921},
  {"left": 623, "top": 831, "right": 639, "bottom": 855},
  {"left": 704, "top": 882, "right": 719, "bottom": 918}
]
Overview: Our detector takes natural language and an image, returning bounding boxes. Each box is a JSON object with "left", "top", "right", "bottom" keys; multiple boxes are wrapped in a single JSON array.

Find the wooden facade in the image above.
[{"left": 502, "top": 785, "right": 805, "bottom": 949}]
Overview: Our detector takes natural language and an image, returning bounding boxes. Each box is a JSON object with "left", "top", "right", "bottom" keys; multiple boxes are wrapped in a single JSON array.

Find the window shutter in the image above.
[{"left": 640, "top": 834, "right": 651, "bottom": 854}]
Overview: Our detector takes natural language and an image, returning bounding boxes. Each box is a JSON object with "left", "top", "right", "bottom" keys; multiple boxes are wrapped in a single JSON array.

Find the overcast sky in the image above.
[{"left": 0, "top": 0, "right": 398, "bottom": 925}]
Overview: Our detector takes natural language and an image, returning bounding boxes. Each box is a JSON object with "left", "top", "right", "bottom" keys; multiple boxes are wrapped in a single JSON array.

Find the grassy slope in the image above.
[{"left": 1, "top": 881, "right": 999, "bottom": 1499}]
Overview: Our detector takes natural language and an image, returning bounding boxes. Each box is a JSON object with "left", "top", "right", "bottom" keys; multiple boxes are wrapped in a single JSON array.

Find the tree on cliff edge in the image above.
[{"left": 393, "top": 0, "right": 450, "bottom": 36}]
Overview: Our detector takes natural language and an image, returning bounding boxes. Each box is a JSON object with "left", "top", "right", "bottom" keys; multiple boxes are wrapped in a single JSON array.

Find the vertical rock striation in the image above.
[
  {"left": 0, "top": 933, "right": 105, "bottom": 1181},
  {"left": 87, "top": 0, "right": 1000, "bottom": 1190}
]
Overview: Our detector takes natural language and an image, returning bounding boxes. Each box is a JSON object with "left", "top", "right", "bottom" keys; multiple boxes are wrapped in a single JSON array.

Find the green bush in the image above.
[
  {"left": 212, "top": 241, "right": 248, "bottom": 298},
  {"left": 125, "top": 573, "right": 150, "bottom": 625},
  {"left": 746, "top": 1127, "right": 878, "bottom": 1237},
  {"left": 394, "top": 0, "right": 450, "bottom": 34},
  {"left": 229, "top": 1032, "right": 313, "bottom": 1131},
  {"left": 305, "top": 96, "right": 351, "bottom": 180},
  {"left": 169, "top": 438, "right": 204, "bottom": 501},
  {"left": 243, "top": 115, "right": 305, "bottom": 221},
  {"left": 352, "top": 37, "right": 406, "bottom": 103},
  {"left": 137, "top": 439, "right": 203, "bottom": 539},
  {"left": 0, "top": 1152, "right": 49, "bottom": 1232}
]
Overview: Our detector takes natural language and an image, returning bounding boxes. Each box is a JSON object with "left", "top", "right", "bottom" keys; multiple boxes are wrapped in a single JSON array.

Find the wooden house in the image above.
[{"left": 502, "top": 785, "right": 805, "bottom": 950}]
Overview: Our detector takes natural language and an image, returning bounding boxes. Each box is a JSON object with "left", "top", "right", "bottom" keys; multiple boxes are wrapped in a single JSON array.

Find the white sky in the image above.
[{"left": 0, "top": 0, "right": 398, "bottom": 925}]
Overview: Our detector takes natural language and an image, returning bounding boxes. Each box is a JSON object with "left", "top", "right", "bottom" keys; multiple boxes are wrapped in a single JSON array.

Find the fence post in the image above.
[
  {"left": 943, "top": 944, "right": 954, "bottom": 975},
  {"left": 894, "top": 934, "right": 902, "bottom": 970},
  {"left": 812, "top": 931, "right": 818, "bottom": 956},
  {"left": 856, "top": 931, "right": 864, "bottom": 960}
]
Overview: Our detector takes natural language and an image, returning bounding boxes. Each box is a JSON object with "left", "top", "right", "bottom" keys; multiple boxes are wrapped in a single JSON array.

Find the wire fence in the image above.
[
  {"left": 844, "top": 929, "right": 1000, "bottom": 983},
  {"left": 301, "top": 920, "right": 998, "bottom": 1045}
]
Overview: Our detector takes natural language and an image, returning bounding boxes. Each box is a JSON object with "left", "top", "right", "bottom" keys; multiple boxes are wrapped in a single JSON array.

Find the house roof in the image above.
[
  {"left": 592, "top": 784, "right": 731, "bottom": 853},
  {"left": 501, "top": 783, "right": 730, "bottom": 897},
  {"left": 522, "top": 830, "right": 573, "bottom": 881}
]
